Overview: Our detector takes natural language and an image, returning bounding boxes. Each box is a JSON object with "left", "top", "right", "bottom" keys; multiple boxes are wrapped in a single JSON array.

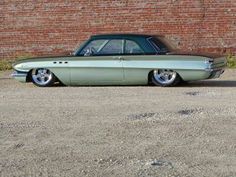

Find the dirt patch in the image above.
[
  {"left": 0, "top": 69, "right": 236, "bottom": 177},
  {"left": 127, "top": 113, "right": 157, "bottom": 120},
  {"left": 185, "top": 91, "right": 200, "bottom": 96}
]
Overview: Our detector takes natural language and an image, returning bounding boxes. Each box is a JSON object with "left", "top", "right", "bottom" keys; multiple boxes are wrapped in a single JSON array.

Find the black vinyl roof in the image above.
[{"left": 91, "top": 33, "right": 163, "bottom": 39}]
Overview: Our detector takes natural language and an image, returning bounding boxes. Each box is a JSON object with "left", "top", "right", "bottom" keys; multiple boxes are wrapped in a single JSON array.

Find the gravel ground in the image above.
[{"left": 0, "top": 70, "right": 236, "bottom": 177}]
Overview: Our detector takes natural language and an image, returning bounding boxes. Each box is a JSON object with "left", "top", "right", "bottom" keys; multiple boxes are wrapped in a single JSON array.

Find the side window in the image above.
[
  {"left": 79, "top": 39, "right": 108, "bottom": 56},
  {"left": 98, "top": 40, "right": 123, "bottom": 55},
  {"left": 125, "top": 40, "right": 144, "bottom": 54}
]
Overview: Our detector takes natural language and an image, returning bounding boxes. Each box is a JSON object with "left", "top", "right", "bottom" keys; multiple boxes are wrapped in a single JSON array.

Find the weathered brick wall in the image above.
[{"left": 0, "top": 0, "right": 235, "bottom": 60}]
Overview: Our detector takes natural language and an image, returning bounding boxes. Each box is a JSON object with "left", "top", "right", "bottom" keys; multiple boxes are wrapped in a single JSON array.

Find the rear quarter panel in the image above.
[{"left": 123, "top": 55, "right": 210, "bottom": 83}]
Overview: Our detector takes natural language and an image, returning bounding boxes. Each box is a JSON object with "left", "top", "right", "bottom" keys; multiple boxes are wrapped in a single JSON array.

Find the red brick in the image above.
[{"left": 0, "top": 0, "right": 235, "bottom": 60}]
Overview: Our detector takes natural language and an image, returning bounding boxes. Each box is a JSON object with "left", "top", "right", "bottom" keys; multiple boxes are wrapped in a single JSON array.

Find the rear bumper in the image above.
[
  {"left": 11, "top": 71, "right": 28, "bottom": 82},
  {"left": 205, "top": 57, "right": 226, "bottom": 79},
  {"left": 207, "top": 69, "right": 225, "bottom": 79}
]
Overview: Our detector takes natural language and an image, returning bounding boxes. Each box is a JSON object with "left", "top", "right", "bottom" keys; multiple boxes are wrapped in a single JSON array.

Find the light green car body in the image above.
[
  {"left": 12, "top": 54, "right": 226, "bottom": 86},
  {"left": 12, "top": 34, "right": 226, "bottom": 86}
]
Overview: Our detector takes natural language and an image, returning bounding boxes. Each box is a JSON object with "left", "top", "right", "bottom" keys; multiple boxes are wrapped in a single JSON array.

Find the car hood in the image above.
[{"left": 167, "top": 51, "right": 224, "bottom": 59}]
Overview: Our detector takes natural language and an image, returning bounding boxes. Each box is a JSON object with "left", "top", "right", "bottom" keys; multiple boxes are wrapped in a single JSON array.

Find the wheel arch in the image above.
[
  {"left": 26, "top": 69, "right": 33, "bottom": 82},
  {"left": 148, "top": 69, "right": 154, "bottom": 84}
]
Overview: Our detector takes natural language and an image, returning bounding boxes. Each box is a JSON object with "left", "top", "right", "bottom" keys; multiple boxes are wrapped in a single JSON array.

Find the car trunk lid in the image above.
[{"left": 167, "top": 51, "right": 227, "bottom": 68}]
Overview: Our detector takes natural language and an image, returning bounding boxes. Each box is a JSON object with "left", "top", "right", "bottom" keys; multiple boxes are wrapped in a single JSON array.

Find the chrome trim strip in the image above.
[
  {"left": 205, "top": 68, "right": 214, "bottom": 72},
  {"left": 147, "top": 37, "right": 160, "bottom": 53}
]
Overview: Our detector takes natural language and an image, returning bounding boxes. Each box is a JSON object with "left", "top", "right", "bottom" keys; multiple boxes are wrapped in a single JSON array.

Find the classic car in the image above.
[{"left": 12, "top": 34, "right": 226, "bottom": 87}]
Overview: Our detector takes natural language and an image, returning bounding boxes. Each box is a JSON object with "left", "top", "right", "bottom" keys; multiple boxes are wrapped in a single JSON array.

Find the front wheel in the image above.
[
  {"left": 31, "top": 68, "right": 55, "bottom": 87},
  {"left": 151, "top": 69, "right": 180, "bottom": 87}
]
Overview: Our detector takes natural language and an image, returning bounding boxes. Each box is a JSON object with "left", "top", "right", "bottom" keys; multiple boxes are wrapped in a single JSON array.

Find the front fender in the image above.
[{"left": 13, "top": 61, "right": 70, "bottom": 85}]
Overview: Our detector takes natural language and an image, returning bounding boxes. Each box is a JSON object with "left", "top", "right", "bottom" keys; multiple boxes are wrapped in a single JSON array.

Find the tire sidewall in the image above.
[
  {"left": 31, "top": 69, "right": 55, "bottom": 87},
  {"left": 151, "top": 71, "right": 180, "bottom": 87}
]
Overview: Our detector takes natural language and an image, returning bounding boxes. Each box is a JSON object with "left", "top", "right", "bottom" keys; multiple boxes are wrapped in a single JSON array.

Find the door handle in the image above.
[{"left": 113, "top": 56, "right": 124, "bottom": 60}]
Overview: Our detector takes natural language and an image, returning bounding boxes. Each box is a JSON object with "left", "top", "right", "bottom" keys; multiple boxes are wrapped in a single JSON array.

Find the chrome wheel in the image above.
[
  {"left": 152, "top": 69, "right": 180, "bottom": 86},
  {"left": 32, "top": 68, "right": 54, "bottom": 86}
]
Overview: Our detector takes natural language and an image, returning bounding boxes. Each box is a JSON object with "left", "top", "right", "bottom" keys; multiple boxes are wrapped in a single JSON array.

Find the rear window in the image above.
[{"left": 148, "top": 37, "right": 170, "bottom": 53}]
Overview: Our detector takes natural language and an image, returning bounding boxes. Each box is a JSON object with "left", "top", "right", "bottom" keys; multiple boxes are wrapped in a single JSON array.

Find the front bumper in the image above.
[{"left": 11, "top": 70, "right": 28, "bottom": 82}]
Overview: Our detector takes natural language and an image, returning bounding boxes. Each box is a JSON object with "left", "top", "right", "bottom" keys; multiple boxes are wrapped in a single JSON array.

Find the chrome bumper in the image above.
[
  {"left": 208, "top": 69, "right": 225, "bottom": 79},
  {"left": 11, "top": 71, "right": 27, "bottom": 78},
  {"left": 11, "top": 71, "right": 28, "bottom": 83}
]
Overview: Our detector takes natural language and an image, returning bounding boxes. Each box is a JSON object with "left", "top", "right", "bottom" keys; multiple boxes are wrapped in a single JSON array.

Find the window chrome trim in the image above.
[
  {"left": 147, "top": 37, "right": 160, "bottom": 53},
  {"left": 97, "top": 40, "right": 110, "bottom": 53}
]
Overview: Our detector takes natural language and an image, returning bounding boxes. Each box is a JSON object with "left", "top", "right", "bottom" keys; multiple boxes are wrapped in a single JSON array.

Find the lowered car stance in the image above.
[{"left": 12, "top": 34, "right": 226, "bottom": 87}]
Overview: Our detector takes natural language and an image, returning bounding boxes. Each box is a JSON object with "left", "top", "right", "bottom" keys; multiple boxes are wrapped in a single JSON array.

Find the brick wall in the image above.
[{"left": 0, "top": 0, "right": 235, "bottom": 60}]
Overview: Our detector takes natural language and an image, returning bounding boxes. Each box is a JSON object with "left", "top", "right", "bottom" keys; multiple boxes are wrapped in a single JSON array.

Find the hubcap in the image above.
[
  {"left": 32, "top": 69, "right": 52, "bottom": 86},
  {"left": 153, "top": 69, "right": 177, "bottom": 84}
]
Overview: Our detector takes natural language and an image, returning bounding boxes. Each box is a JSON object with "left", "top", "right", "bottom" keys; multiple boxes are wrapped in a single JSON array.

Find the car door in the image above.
[
  {"left": 70, "top": 39, "right": 124, "bottom": 85},
  {"left": 122, "top": 39, "right": 149, "bottom": 85}
]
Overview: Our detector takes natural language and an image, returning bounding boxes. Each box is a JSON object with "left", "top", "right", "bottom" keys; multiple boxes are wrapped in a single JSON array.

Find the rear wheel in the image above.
[
  {"left": 31, "top": 68, "right": 55, "bottom": 87},
  {"left": 151, "top": 69, "right": 180, "bottom": 87}
]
